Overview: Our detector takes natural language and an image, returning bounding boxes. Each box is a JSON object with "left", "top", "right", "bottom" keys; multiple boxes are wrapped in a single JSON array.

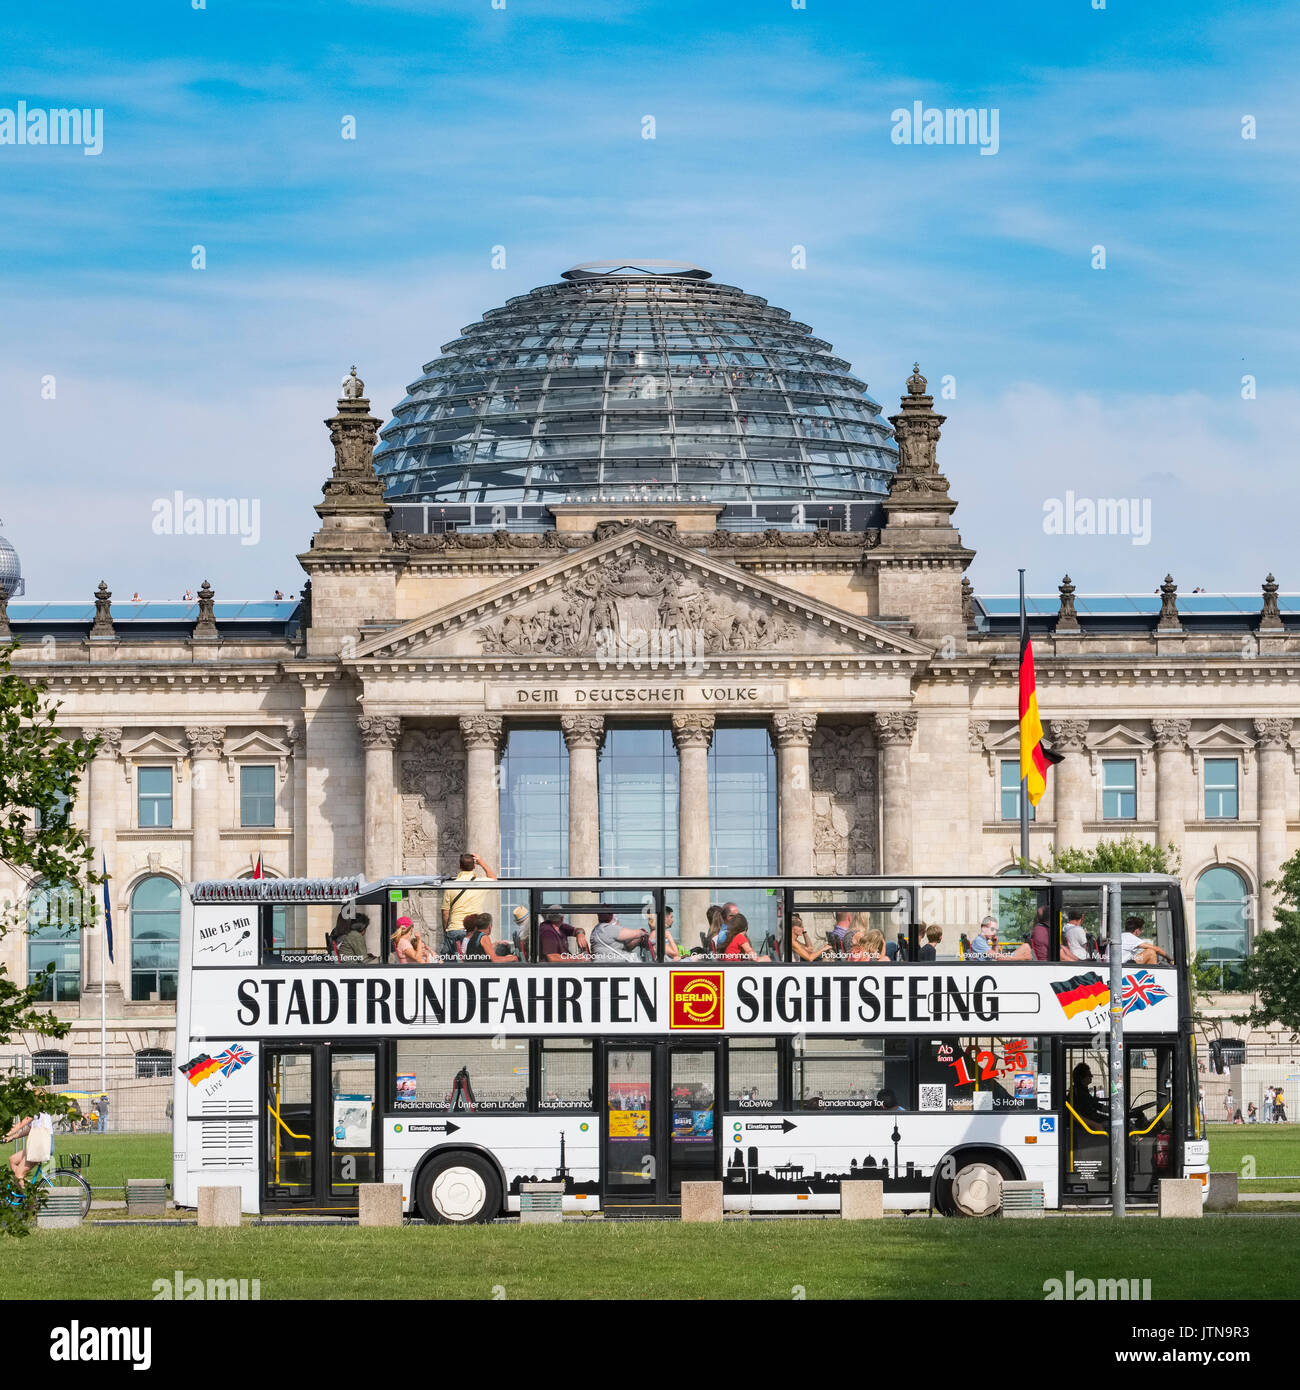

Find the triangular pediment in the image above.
[
  {"left": 1087, "top": 723, "right": 1153, "bottom": 752},
  {"left": 1189, "top": 723, "right": 1254, "bottom": 752},
  {"left": 122, "top": 732, "right": 187, "bottom": 761},
  {"left": 352, "top": 530, "right": 930, "bottom": 665}
]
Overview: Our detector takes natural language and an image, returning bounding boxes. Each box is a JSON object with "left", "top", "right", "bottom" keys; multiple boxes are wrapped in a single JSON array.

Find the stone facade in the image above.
[{"left": 4, "top": 366, "right": 1298, "bottom": 1076}]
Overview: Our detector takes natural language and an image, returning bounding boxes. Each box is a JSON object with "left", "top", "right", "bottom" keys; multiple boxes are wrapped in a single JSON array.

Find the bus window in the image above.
[
  {"left": 1120, "top": 885, "right": 1176, "bottom": 966},
  {"left": 728, "top": 1038, "right": 779, "bottom": 1110},
  {"left": 538, "top": 1039, "right": 594, "bottom": 1110},
  {"left": 788, "top": 889, "right": 908, "bottom": 963},
  {"left": 914, "top": 882, "right": 1048, "bottom": 962},
  {"left": 1060, "top": 890, "right": 1104, "bottom": 962},
  {"left": 393, "top": 1039, "right": 530, "bottom": 1113},
  {"left": 793, "top": 1037, "right": 909, "bottom": 1111},
  {"left": 918, "top": 1037, "right": 1046, "bottom": 1113}
]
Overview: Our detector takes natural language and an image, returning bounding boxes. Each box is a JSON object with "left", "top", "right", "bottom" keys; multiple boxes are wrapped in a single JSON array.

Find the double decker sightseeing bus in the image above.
[{"left": 172, "top": 873, "right": 1207, "bottom": 1220}]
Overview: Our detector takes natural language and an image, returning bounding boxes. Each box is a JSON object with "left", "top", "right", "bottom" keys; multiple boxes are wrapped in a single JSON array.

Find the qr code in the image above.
[{"left": 919, "top": 1084, "right": 947, "bottom": 1112}]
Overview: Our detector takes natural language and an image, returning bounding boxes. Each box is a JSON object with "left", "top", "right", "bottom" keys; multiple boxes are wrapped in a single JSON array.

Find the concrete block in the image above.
[
  {"left": 519, "top": 1181, "right": 564, "bottom": 1224},
  {"left": 127, "top": 1178, "right": 167, "bottom": 1216},
  {"left": 680, "top": 1181, "right": 723, "bottom": 1223},
  {"left": 197, "top": 1186, "right": 242, "bottom": 1228},
  {"left": 1204, "top": 1172, "right": 1237, "bottom": 1211},
  {"left": 1158, "top": 1178, "right": 1203, "bottom": 1218},
  {"left": 1001, "top": 1180, "right": 1045, "bottom": 1219},
  {"left": 840, "top": 1180, "right": 883, "bottom": 1219},
  {"left": 358, "top": 1183, "right": 404, "bottom": 1227}
]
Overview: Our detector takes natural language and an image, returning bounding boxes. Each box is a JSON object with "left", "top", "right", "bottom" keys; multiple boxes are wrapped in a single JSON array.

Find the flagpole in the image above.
[
  {"left": 99, "top": 925, "right": 107, "bottom": 1098},
  {"left": 1019, "top": 568, "right": 1030, "bottom": 869}
]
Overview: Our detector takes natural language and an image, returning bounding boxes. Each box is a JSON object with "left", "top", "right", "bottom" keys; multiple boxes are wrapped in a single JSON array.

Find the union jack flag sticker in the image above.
[
  {"left": 1121, "top": 971, "right": 1170, "bottom": 1017},
  {"left": 214, "top": 1043, "right": 253, "bottom": 1077}
]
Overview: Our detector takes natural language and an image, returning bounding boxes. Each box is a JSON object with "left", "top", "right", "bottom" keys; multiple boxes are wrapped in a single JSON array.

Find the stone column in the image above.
[
  {"left": 84, "top": 728, "right": 123, "bottom": 1002},
  {"left": 288, "top": 722, "right": 307, "bottom": 882},
  {"left": 1255, "top": 718, "right": 1293, "bottom": 931},
  {"left": 772, "top": 713, "right": 818, "bottom": 876},
  {"left": 358, "top": 714, "right": 402, "bottom": 887},
  {"left": 561, "top": 714, "right": 606, "bottom": 877},
  {"left": 672, "top": 715, "right": 715, "bottom": 942},
  {"left": 1152, "top": 718, "right": 1190, "bottom": 861},
  {"left": 968, "top": 720, "right": 989, "bottom": 872},
  {"left": 873, "top": 713, "right": 917, "bottom": 875},
  {"left": 1049, "top": 719, "right": 1090, "bottom": 852},
  {"left": 459, "top": 715, "right": 503, "bottom": 871},
  {"left": 186, "top": 726, "right": 225, "bottom": 883}
]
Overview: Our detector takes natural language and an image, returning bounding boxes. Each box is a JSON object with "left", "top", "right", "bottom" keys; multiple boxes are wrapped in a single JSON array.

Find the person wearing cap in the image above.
[
  {"left": 393, "top": 916, "right": 433, "bottom": 964},
  {"left": 335, "top": 911, "right": 373, "bottom": 962},
  {"left": 539, "top": 905, "right": 588, "bottom": 962},
  {"left": 511, "top": 904, "right": 531, "bottom": 960}
]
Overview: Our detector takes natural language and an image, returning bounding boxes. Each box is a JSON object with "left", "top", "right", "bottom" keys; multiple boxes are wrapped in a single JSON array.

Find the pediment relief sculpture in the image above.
[{"left": 474, "top": 551, "right": 796, "bottom": 657}]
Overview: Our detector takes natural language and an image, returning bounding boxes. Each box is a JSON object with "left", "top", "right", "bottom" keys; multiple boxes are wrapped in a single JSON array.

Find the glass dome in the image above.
[
  {"left": 373, "top": 263, "right": 899, "bottom": 527},
  {"left": 0, "top": 530, "right": 23, "bottom": 597}
]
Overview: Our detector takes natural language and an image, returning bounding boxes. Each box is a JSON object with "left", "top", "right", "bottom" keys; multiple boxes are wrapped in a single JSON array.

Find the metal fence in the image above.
[{"left": 1, "top": 1052, "right": 172, "bottom": 1134}]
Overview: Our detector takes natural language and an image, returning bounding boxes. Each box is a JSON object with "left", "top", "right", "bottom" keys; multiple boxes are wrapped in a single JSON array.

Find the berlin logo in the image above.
[{"left": 669, "top": 971, "right": 724, "bottom": 1029}]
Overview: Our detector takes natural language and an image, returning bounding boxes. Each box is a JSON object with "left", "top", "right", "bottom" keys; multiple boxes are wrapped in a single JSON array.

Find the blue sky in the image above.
[{"left": 1, "top": 0, "right": 1296, "bottom": 600}]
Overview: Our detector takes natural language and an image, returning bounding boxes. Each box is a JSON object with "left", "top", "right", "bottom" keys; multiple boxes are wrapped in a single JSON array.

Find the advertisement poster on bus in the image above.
[{"left": 333, "top": 1095, "right": 372, "bottom": 1148}]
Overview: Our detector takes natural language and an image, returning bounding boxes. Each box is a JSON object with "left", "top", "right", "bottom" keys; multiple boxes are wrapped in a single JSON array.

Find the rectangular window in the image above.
[
  {"left": 1203, "top": 758, "right": 1239, "bottom": 820},
  {"left": 33, "top": 789, "right": 71, "bottom": 831},
  {"left": 792, "top": 1036, "right": 909, "bottom": 1112},
  {"left": 917, "top": 1037, "right": 1045, "bottom": 1113},
  {"left": 1000, "top": 760, "right": 1034, "bottom": 821},
  {"left": 499, "top": 726, "right": 569, "bottom": 877},
  {"left": 1101, "top": 759, "right": 1137, "bottom": 820},
  {"left": 137, "top": 766, "right": 173, "bottom": 828},
  {"left": 393, "top": 1038, "right": 530, "bottom": 1113},
  {"left": 538, "top": 1040, "right": 593, "bottom": 1110},
  {"left": 598, "top": 725, "right": 679, "bottom": 876},
  {"left": 240, "top": 765, "right": 276, "bottom": 828},
  {"left": 728, "top": 1038, "right": 780, "bottom": 1110}
]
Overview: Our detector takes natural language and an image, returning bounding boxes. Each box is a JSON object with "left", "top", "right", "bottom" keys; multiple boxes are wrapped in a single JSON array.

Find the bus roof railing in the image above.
[{"left": 186, "top": 871, "right": 1182, "bottom": 905}]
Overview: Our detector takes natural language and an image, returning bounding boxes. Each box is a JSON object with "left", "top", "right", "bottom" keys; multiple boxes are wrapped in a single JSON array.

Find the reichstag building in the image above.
[{"left": 3, "top": 259, "right": 1295, "bottom": 1085}]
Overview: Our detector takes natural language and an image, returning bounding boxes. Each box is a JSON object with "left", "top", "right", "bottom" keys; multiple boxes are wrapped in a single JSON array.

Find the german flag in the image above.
[
  {"left": 1019, "top": 593, "right": 1063, "bottom": 806},
  {"left": 1051, "top": 972, "right": 1110, "bottom": 1020},
  {"left": 180, "top": 1053, "right": 221, "bottom": 1086}
]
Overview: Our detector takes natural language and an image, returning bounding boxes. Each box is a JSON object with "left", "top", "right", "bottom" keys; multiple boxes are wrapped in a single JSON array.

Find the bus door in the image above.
[
  {"left": 1061, "top": 1041, "right": 1175, "bottom": 1201},
  {"left": 263, "top": 1043, "right": 383, "bottom": 1212},
  {"left": 601, "top": 1042, "right": 720, "bottom": 1213}
]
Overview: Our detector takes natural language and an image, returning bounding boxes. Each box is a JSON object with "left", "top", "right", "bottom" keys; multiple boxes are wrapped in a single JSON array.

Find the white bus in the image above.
[{"left": 172, "top": 873, "right": 1207, "bottom": 1220}]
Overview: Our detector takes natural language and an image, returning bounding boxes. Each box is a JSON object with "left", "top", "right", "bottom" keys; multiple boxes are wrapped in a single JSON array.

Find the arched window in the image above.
[
  {"left": 1195, "top": 867, "right": 1250, "bottom": 990},
  {"left": 32, "top": 1049, "right": 69, "bottom": 1087},
  {"left": 130, "top": 876, "right": 181, "bottom": 1002},
  {"left": 27, "top": 883, "right": 82, "bottom": 1002},
  {"left": 135, "top": 1048, "right": 174, "bottom": 1079}
]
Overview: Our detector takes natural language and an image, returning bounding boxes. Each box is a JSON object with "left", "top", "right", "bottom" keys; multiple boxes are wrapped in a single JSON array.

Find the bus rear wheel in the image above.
[
  {"left": 934, "top": 1152, "right": 1015, "bottom": 1217},
  {"left": 415, "top": 1152, "right": 502, "bottom": 1225}
]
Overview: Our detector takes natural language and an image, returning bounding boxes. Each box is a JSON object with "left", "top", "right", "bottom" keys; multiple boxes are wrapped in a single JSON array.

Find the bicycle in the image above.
[{"left": 4, "top": 1159, "right": 93, "bottom": 1221}]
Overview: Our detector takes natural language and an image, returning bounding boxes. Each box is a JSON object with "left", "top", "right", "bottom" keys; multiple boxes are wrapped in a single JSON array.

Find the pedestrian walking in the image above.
[
  {"left": 97, "top": 1094, "right": 109, "bottom": 1133},
  {"left": 1224, "top": 1089, "right": 1234, "bottom": 1122},
  {"left": 1274, "top": 1087, "right": 1288, "bottom": 1123},
  {"left": 1263, "top": 1086, "right": 1274, "bottom": 1123}
]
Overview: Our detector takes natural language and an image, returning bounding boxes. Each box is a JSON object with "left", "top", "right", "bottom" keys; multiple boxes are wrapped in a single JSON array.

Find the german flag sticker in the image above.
[
  {"left": 1050, "top": 972, "right": 1109, "bottom": 1020},
  {"left": 179, "top": 1053, "right": 221, "bottom": 1086}
]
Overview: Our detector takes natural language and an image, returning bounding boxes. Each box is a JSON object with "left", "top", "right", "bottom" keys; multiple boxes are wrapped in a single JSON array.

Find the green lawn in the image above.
[
  {"left": 47, "top": 1133, "right": 171, "bottom": 1201},
  {"left": 1207, "top": 1124, "right": 1300, "bottom": 1192},
  {"left": 5, "top": 1218, "right": 1297, "bottom": 1300}
]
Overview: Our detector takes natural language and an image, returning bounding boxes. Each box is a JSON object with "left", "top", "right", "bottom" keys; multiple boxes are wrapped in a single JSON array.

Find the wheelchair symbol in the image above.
[{"left": 1039, "top": 1117, "right": 1056, "bottom": 1133}]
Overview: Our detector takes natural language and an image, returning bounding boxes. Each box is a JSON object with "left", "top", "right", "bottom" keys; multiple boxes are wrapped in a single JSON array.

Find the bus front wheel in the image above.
[
  {"left": 415, "top": 1152, "right": 502, "bottom": 1225},
  {"left": 934, "top": 1151, "right": 1016, "bottom": 1217}
]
